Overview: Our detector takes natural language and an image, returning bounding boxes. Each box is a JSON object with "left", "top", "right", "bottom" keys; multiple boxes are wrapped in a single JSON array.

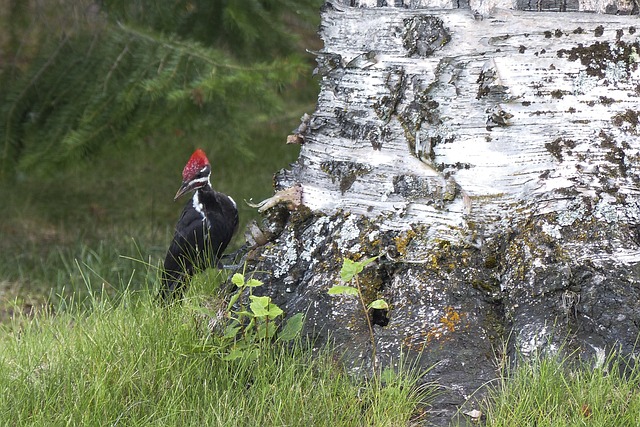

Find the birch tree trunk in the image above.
[{"left": 246, "top": 1, "right": 640, "bottom": 424}]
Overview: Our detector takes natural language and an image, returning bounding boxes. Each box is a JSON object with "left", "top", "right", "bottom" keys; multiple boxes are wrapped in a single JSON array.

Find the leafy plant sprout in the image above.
[
  {"left": 204, "top": 271, "right": 304, "bottom": 361},
  {"left": 328, "top": 256, "right": 388, "bottom": 374}
]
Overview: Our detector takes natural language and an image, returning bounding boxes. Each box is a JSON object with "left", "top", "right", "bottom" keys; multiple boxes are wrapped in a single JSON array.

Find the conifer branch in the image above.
[
  {"left": 2, "top": 33, "right": 70, "bottom": 173},
  {"left": 0, "top": 0, "right": 321, "bottom": 175},
  {"left": 115, "top": 22, "right": 262, "bottom": 72},
  {"left": 104, "top": 43, "right": 130, "bottom": 93}
]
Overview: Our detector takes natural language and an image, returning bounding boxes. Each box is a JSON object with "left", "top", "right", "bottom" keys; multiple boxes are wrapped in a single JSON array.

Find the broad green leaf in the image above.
[
  {"left": 340, "top": 256, "right": 379, "bottom": 282},
  {"left": 266, "top": 324, "right": 278, "bottom": 338},
  {"left": 368, "top": 299, "right": 389, "bottom": 310},
  {"left": 231, "top": 273, "right": 245, "bottom": 287},
  {"left": 223, "top": 348, "right": 246, "bottom": 361},
  {"left": 328, "top": 285, "right": 359, "bottom": 296},
  {"left": 236, "top": 310, "right": 254, "bottom": 318},
  {"left": 256, "top": 323, "right": 268, "bottom": 340},
  {"left": 251, "top": 306, "right": 270, "bottom": 318},
  {"left": 226, "top": 292, "right": 240, "bottom": 311},
  {"left": 340, "top": 258, "right": 362, "bottom": 282},
  {"left": 250, "top": 295, "right": 271, "bottom": 317},
  {"left": 243, "top": 318, "right": 256, "bottom": 336},
  {"left": 277, "top": 313, "right": 304, "bottom": 342},
  {"left": 245, "top": 278, "right": 263, "bottom": 287},
  {"left": 249, "top": 295, "right": 271, "bottom": 307},
  {"left": 266, "top": 304, "right": 284, "bottom": 319},
  {"left": 223, "top": 324, "right": 241, "bottom": 339},
  {"left": 256, "top": 323, "right": 278, "bottom": 340}
]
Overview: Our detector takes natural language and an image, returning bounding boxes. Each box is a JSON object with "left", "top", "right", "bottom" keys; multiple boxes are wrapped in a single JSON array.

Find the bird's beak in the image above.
[{"left": 174, "top": 181, "right": 194, "bottom": 200}]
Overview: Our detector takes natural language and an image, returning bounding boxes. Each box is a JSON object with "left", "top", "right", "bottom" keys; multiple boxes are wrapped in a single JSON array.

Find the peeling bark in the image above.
[{"left": 245, "top": 3, "right": 640, "bottom": 425}]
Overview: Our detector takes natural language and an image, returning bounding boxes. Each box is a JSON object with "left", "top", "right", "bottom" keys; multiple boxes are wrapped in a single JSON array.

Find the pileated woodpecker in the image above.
[{"left": 160, "top": 149, "right": 239, "bottom": 300}]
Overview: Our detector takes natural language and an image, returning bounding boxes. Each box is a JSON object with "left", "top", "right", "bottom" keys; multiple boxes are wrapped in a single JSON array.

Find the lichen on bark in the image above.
[{"left": 242, "top": 4, "right": 640, "bottom": 426}]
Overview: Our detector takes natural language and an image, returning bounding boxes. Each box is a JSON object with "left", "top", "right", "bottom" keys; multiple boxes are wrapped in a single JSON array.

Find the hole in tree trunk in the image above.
[{"left": 370, "top": 308, "right": 389, "bottom": 327}]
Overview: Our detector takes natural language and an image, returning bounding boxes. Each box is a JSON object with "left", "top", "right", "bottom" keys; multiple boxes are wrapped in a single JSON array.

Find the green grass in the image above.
[
  {"left": 479, "top": 349, "right": 640, "bottom": 427},
  {"left": 0, "top": 284, "right": 428, "bottom": 426}
]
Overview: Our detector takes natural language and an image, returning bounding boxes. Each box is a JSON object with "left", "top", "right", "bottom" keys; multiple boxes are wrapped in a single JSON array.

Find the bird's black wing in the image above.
[
  {"left": 204, "top": 191, "right": 239, "bottom": 261},
  {"left": 160, "top": 200, "right": 208, "bottom": 297}
]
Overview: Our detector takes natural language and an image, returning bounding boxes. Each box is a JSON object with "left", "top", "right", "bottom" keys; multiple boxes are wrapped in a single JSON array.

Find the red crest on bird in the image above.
[{"left": 182, "top": 149, "right": 210, "bottom": 181}]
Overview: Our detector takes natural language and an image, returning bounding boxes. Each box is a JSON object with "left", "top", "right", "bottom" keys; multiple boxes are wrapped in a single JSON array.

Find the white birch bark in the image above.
[
  {"left": 248, "top": 3, "right": 640, "bottom": 424},
  {"left": 300, "top": 6, "right": 640, "bottom": 262}
]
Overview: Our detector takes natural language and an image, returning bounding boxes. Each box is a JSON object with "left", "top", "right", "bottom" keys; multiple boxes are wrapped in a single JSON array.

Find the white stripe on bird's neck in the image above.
[
  {"left": 190, "top": 173, "right": 211, "bottom": 220},
  {"left": 192, "top": 190, "right": 207, "bottom": 220}
]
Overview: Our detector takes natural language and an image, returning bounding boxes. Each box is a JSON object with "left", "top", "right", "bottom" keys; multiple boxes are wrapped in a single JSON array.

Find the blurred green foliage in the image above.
[
  {"left": 0, "top": 0, "right": 322, "bottom": 177},
  {"left": 101, "top": 0, "right": 321, "bottom": 61},
  {"left": 0, "top": 0, "right": 322, "bottom": 301}
]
